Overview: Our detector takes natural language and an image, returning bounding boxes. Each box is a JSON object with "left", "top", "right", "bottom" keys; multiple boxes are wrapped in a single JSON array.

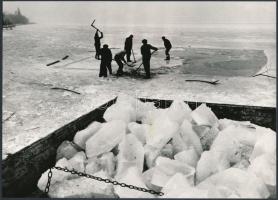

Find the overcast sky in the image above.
[{"left": 3, "top": 1, "right": 276, "bottom": 26}]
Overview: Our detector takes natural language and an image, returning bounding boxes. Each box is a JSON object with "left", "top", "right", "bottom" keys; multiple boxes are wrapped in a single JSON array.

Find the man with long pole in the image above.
[
  {"left": 140, "top": 39, "right": 158, "bottom": 79},
  {"left": 91, "top": 20, "right": 104, "bottom": 60}
]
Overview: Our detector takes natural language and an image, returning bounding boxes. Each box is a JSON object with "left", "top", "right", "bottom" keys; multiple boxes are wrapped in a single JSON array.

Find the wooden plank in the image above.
[{"left": 2, "top": 97, "right": 275, "bottom": 197}]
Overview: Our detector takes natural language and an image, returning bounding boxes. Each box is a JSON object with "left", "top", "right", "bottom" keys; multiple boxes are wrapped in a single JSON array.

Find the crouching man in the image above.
[{"left": 114, "top": 50, "right": 129, "bottom": 76}]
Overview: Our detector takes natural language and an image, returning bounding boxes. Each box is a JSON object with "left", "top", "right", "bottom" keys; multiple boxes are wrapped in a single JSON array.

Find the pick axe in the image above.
[{"left": 91, "top": 19, "right": 101, "bottom": 32}]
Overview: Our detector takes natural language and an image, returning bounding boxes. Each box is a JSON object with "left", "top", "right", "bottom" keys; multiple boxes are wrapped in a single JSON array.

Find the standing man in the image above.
[
  {"left": 99, "top": 44, "right": 112, "bottom": 77},
  {"left": 162, "top": 36, "right": 172, "bottom": 60},
  {"left": 124, "top": 34, "right": 133, "bottom": 62},
  {"left": 94, "top": 30, "right": 103, "bottom": 60},
  {"left": 140, "top": 39, "right": 158, "bottom": 79}
]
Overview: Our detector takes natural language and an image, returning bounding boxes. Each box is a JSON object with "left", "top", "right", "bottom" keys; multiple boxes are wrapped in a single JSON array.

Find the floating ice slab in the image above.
[
  {"left": 117, "top": 134, "right": 144, "bottom": 175},
  {"left": 191, "top": 103, "right": 219, "bottom": 127},
  {"left": 197, "top": 168, "right": 270, "bottom": 198},
  {"left": 73, "top": 122, "right": 102, "bottom": 149},
  {"left": 86, "top": 120, "right": 126, "bottom": 158}
]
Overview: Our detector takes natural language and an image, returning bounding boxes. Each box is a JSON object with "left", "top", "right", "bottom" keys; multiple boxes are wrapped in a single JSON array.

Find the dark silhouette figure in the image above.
[
  {"left": 140, "top": 39, "right": 158, "bottom": 79},
  {"left": 114, "top": 50, "right": 128, "bottom": 76},
  {"left": 124, "top": 34, "right": 133, "bottom": 62},
  {"left": 99, "top": 44, "right": 112, "bottom": 77},
  {"left": 162, "top": 36, "right": 172, "bottom": 60},
  {"left": 94, "top": 30, "right": 103, "bottom": 60}
]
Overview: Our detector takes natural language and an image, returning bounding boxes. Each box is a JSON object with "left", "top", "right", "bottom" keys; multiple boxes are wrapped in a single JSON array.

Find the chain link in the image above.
[
  {"left": 44, "top": 168, "right": 53, "bottom": 193},
  {"left": 44, "top": 166, "right": 164, "bottom": 196}
]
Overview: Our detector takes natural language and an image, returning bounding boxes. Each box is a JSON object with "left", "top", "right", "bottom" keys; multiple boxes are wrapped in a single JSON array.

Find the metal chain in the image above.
[
  {"left": 44, "top": 168, "right": 53, "bottom": 193},
  {"left": 44, "top": 166, "right": 164, "bottom": 196}
]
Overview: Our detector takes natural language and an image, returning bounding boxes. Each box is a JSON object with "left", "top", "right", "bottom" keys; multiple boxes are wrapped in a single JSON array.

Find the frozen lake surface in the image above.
[{"left": 2, "top": 23, "right": 276, "bottom": 158}]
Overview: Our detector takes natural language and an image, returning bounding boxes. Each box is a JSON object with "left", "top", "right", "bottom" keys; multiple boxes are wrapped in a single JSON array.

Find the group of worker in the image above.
[{"left": 94, "top": 30, "right": 172, "bottom": 79}]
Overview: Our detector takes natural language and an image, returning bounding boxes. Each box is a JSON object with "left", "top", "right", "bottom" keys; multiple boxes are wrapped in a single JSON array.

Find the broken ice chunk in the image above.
[
  {"left": 161, "top": 173, "right": 191, "bottom": 197},
  {"left": 181, "top": 119, "right": 203, "bottom": 155},
  {"left": 196, "top": 151, "right": 230, "bottom": 183},
  {"left": 248, "top": 153, "right": 276, "bottom": 196},
  {"left": 68, "top": 151, "right": 86, "bottom": 173},
  {"left": 127, "top": 122, "right": 150, "bottom": 145},
  {"left": 86, "top": 120, "right": 126, "bottom": 158},
  {"left": 174, "top": 148, "right": 199, "bottom": 168},
  {"left": 175, "top": 188, "right": 209, "bottom": 198},
  {"left": 172, "top": 119, "right": 202, "bottom": 155},
  {"left": 146, "top": 115, "right": 179, "bottom": 149},
  {"left": 48, "top": 170, "right": 115, "bottom": 198},
  {"left": 141, "top": 108, "right": 169, "bottom": 125},
  {"left": 144, "top": 145, "right": 161, "bottom": 168},
  {"left": 85, "top": 157, "right": 101, "bottom": 175},
  {"left": 193, "top": 125, "right": 219, "bottom": 151},
  {"left": 99, "top": 152, "right": 116, "bottom": 178},
  {"left": 37, "top": 158, "right": 74, "bottom": 191},
  {"left": 166, "top": 100, "right": 192, "bottom": 124},
  {"left": 142, "top": 168, "right": 162, "bottom": 192},
  {"left": 250, "top": 127, "right": 276, "bottom": 161},
  {"left": 151, "top": 157, "right": 195, "bottom": 187},
  {"left": 191, "top": 103, "right": 219, "bottom": 127},
  {"left": 160, "top": 143, "right": 174, "bottom": 159},
  {"left": 161, "top": 173, "right": 209, "bottom": 198},
  {"left": 197, "top": 168, "right": 270, "bottom": 198},
  {"left": 103, "top": 102, "right": 136, "bottom": 124},
  {"left": 117, "top": 134, "right": 144, "bottom": 174},
  {"left": 114, "top": 166, "right": 155, "bottom": 198},
  {"left": 210, "top": 130, "right": 242, "bottom": 164},
  {"left": 56, "top": 140, "right": 80, "bottom": 161},
  {"left": 219, "top": 119, "right": 256, "bottom": 131},
  {"left": 134, "top": 101, "right": 156, "bottom": 122},
  {"left": 73, "top": 122, "right": 102, "bottom": 149}
]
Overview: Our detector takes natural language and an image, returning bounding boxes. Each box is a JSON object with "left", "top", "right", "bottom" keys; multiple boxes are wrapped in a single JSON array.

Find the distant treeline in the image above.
[{"left": 3, "top": 8, "right": 30, "bottom": 25}]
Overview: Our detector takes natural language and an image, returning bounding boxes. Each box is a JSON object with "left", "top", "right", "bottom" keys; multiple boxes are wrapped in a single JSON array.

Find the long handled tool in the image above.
[
  {"left": 131, "top": 49, "right": 136, "bottom": 63},
  {"left": 134, "top": 50, "right": 158, "bottom": 72},
  {"left": 91, "top": 19, "right": 102, "bottom": 32}
]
